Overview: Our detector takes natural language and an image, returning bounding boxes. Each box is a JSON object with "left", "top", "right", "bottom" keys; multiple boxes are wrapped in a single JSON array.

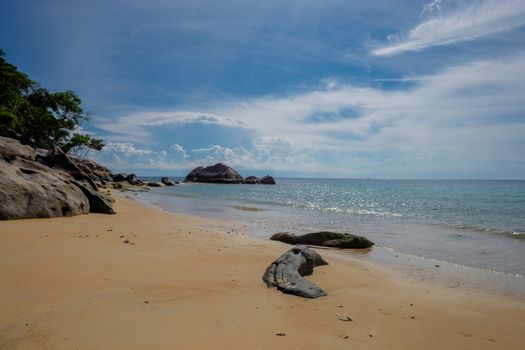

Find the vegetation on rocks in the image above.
[{"left": 0, "top": 49, "right": 103, "bottom": 156}]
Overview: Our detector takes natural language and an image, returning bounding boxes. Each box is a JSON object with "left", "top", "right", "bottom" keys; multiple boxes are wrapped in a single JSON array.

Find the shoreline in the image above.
[
  {"left": 125, "top": 189, "right": 525, "bottom": 301},
  {"left": 1, "top": 193, "right": 524, "bottom": 349}
]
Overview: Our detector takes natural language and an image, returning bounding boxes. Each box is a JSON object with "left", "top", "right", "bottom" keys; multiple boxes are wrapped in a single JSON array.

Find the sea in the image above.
[{"left": 130, "top": 178, "right": 525, "bottom": 298}]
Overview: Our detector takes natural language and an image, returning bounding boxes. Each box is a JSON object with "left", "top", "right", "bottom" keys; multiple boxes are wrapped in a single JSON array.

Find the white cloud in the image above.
[
  {"left": 95, "top": 111, "right": 246, "bottom": 141},
  {"left": 372, "top": 0, "right": 525, "bottom": 56},
  {"left": 103, "top": 142, "right": 156, "bottom": 157},
  {"left": 94, "top": 52, "right": 525, "bottom": 178}
]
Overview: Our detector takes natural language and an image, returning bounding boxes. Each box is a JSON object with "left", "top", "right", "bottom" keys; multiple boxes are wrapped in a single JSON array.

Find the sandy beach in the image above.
[{"left": 1, "top": 193, "right": 524, "bottom": 350}]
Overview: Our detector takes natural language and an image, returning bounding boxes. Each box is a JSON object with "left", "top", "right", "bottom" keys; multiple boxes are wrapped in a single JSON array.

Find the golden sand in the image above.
[{"left": 0, "top": 194, "right": 524, "bottom": 349}]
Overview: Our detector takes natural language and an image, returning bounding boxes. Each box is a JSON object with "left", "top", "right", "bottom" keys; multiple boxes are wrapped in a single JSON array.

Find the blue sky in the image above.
[{"left": 1, "top": 0, "right": 525, "bottom": 178}]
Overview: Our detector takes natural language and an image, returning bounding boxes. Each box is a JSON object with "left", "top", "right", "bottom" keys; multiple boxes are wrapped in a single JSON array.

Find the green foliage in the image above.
[
  {"left": 0, "top": 49, "right": 104, "bottom": 153},
  {"left": 62, "top": 133, "right": 105, "bottom": 158}
]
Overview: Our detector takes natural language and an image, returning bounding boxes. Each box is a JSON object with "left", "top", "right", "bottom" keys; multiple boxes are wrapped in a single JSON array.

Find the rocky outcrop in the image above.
[
  {"left": 260, "top": 175, "right": 276, "bottom": 185},
  {"left": 147, "top": 182, "right": 164, "bottom": 187},
  {"left": 262, "top": 245, "right": 328, "bottom": 298},
  {"left": 0, "top": 136, "right": 116, "bottom": 220},
  {"left": 243, "top": 176, "right": 260, "bottom": 184},
  {"left": 70, "top": 156, "right": 113, "bottom": 182},
  {"left": 270, "top": 231, "right": 374, "bottom": 249},
  {"left": 184, "top": 163, "right": 243, "bottom": 184},
  {"left": 0, "top": 156, "right": 90, "bottom": 219},
  {"left": 161, "top": 177, "right": 176, "bottom": 186},
  {"left": 0, "top": 136, "right": 36, "bottom": 161},
  {"left": 113, "top": 173, "right": 139, "bottom": 185}
]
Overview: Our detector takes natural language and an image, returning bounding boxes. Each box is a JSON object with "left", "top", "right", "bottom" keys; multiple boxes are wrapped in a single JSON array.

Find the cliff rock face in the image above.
[
  {"left": 184, "top": 163, "right": 243, "bottom": 184},
  {"left": 0, "top": 136, "right": 116, "bottom": 220}
]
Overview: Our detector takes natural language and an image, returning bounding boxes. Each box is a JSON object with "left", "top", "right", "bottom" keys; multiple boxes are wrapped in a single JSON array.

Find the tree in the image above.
[
  {"left": 0, "top": 49, "right": 104, "bottom": 153},
  {"left": 61, "top": 133, "right": 105, "bottom": 158}
]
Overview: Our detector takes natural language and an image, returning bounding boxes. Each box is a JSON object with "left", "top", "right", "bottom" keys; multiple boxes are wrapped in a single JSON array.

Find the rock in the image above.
[
  {"left": 113, "top": 173, "right": 128, "bottom": 182},
  {"left": 184, "top": 163, "right": 243, "bottom": 184},
  {"left": 44, "top": 146, "right": 98, "bottom": 190},
  {"left": 270, "top": 231, "right": 374, "bottom": 249},
  {"left": 126, "top": 173, "right": 138, "bottom": 184},
  {"left": 71, "top": 180, "right": 116, "bottom": 214},
  {"left": 0, "top": 156, "right": 90, "bottom": 220},
  {"left": 0, "top": 136, "right": 36, "bottom": 161},
  {"left": 262, "top": 245, "right": 328, "bottom": 298},
  {"left": 69, "top": 156, "right": 113, "bottom": 182},
  {"left": 112, "top": 173, "right": 139, "bottom": 185},
  {"left": 161, "top": 177, "right": 176, "bottom": 186},
  {"left": 260, "top": 175, "right": 276, "bottom": 185},
  {"left": 147, "top": 182, "right": 165, "bottom": 187},
  {"left": 243, "top": 176, "right": 260, "bottom": 184},
  {"left": 184, "top": 166, "right": 204, "bottom": 182}
]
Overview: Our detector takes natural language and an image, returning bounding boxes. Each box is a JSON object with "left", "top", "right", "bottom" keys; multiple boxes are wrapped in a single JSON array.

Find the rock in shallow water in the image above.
[
  {"left": 184, "top": 163, "right": 243, "bottom": 184},
  {"left": 243, "top": 176, "right": 260, "bottom": 184},
  {"left": 260, "top": 175, "right": 276, "bottom": 185},
  {"left": 270, "top": 231, "right": 374, "bottom": 249},
  {"left": 262, "top": 245, "right": 328, "bottom": 298}
]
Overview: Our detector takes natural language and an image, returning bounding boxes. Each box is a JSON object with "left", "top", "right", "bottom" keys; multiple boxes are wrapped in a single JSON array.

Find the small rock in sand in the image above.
[{"left": 336, "top": 313, "right": 353, "bottom": 322}]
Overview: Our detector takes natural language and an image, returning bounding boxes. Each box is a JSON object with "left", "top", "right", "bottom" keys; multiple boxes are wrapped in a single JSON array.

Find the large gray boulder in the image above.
[
  {"left": 184, "top": 163, "right": 243, "bottom": 184},
  {"left": 184, "top": 166, "right": 204, "bottom": 182},
  {"left": 161, "top": 177, "right": 176, "bottom": 186},
  {"left": 0, "top": 136, "right": 36, "bottom": 161},
  {"left": 262, "top": 245, "right": 328, "bottom": 298},
  {"left": 71, "top": 180, "right": 116, "bottom": 214},
  {"left": 270, "top": 231, "right": 374, "bottom": 249},
  {"left": 0, "top": 156, "right": 90, "bottom": 220},
  {"left": 243, "top": 176, "right": 260, "bottom": 184},
  {"left": 260, "top": 175, "right": 276, "bottom": 185}
]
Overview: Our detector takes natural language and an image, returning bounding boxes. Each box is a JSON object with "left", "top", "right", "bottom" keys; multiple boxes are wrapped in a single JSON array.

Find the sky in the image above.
[{"left": 1, "top": 0, "right": 525, "bottom": 179}]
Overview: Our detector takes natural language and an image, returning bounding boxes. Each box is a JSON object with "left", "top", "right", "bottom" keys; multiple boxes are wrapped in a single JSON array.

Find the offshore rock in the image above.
[
  {"left": 184, "top": 163, "right": 243, "bottom": 184},
  {"left": 260, "top": 175, "right": 276, "bottom": 185},
  {"left": 271, "top": 231, "right": 374, "bottom": 249},
  {"left": 243, "top": 176, "right": 260, "bottom": 184},
  {"left": 262, "top": 245, "right": 328, "bottom": 298},
  {"left": 184, "top": 166, "right": 204, "bottom": 182}
]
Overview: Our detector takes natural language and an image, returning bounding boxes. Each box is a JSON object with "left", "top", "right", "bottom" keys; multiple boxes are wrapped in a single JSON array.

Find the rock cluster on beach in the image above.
[
  {"left": 270, "top": 231, "right": 375, "bottom": 249},
  {"left": 263, "top": 245, "right": 328, "bottom": 298},
  {"left": 184, "top": 163, "right": 276, "bottom": 185},
  {"left": 0, "top": 136, "right": 115, "bottom": 220}
]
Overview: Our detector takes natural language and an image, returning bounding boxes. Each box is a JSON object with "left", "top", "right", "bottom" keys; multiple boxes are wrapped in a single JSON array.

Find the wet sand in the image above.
[{"left": 0, "top": 194, "right": 524, "bottom": 349}]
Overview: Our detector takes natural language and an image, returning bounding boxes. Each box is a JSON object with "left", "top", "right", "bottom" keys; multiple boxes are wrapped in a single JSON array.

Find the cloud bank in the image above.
[{"left": 93, "top": 52, "right": 525, "bottom": 178}]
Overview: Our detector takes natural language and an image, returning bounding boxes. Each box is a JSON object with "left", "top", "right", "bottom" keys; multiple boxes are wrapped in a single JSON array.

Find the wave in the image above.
[
  {"left": 451, "top": 224, "right": 525, "bottom": 240},
  {"left": 301, "top": 202, "right": 403, "bottom": 217}
]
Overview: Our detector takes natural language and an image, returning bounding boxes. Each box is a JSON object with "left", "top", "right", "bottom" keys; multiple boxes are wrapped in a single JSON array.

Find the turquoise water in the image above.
[{"left": 134, "top": 179, "right": 525, "bottom": 278}]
